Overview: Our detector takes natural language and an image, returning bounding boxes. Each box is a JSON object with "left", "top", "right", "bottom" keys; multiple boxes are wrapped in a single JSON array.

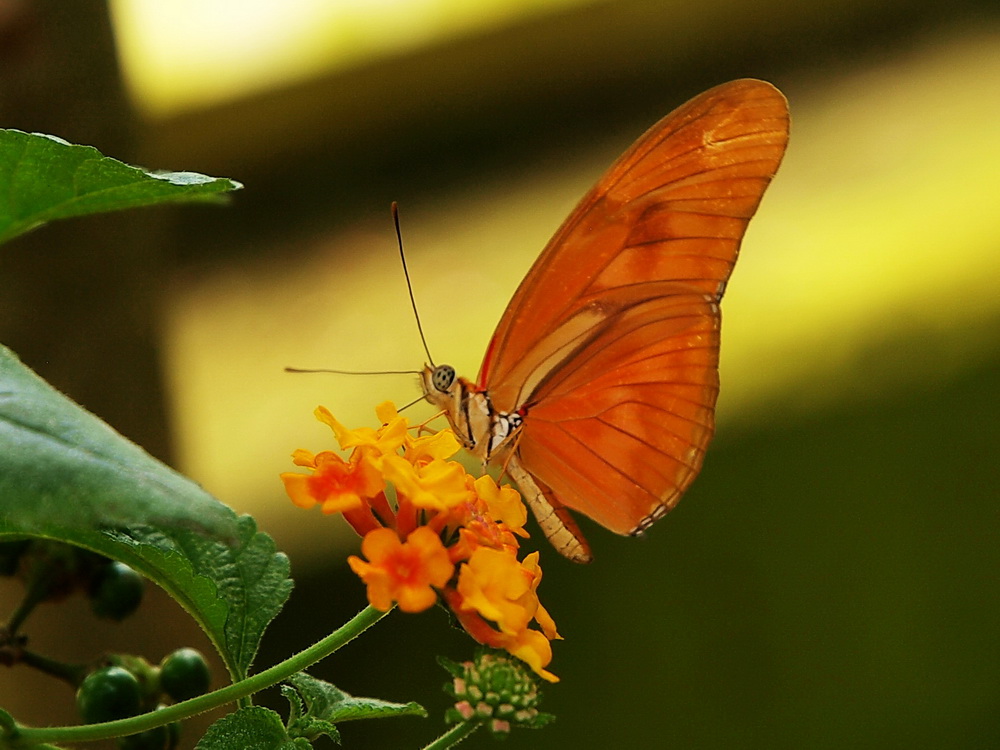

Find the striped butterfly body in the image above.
[{"left": 421, "top": 79, "right": 790, "bottom": 563}]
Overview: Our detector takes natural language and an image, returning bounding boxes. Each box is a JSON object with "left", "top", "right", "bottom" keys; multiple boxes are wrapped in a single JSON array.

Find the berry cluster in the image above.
[
  {"left": 76, "top": 648, "right": 210, "bottom": 749},
  {"left": 1, "top": 541, "right": 212, "bottom": 749}
]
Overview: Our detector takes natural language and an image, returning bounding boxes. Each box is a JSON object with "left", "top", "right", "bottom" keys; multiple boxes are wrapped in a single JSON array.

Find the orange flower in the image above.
[
  {"left": 443, "top": 476, "right": 523, "bottom": 561},
  {"left": 280, "top": 449, "right": 382, "bottom": 514},
  {"left": 283, "top": 402, "right": 560, "bottom": 680},
  {"left": 347, "top": 527, "right": 454, "bottom": 613}
]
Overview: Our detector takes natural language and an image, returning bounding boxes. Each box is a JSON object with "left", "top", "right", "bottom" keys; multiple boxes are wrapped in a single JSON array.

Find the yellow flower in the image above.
[
  {"left": 347, "top": 527, "right": 454, "bottom": 613},
  {"left": 500, "top": 628, "right": 559, "bottom": 683},
  {"left": 382, "top": 455, "right": 471, "bottom": 512},
  {"left": 404, "top": 428, "right": 462, "bottom": 466},
  {"left": 456, "top": 547, "right": 536, "bottom": 635},
  {"left": 373, "top": 400, "right": 401, "bottom": 425},
  {"left": 314, "top": 402, "right": 407, "bottom": 464},
  {"left": 473, "top": 476, "right": 529, "bottom": 538},
  {"left": 519, "top": 552, "right": 560, "bottom": 640}
]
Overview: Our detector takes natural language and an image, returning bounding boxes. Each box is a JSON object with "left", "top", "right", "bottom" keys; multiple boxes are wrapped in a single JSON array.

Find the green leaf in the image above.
[
  {"left": 281, "top": 680, "right": 339, "bottom": 745},
  {"left": 0, "top": 128, "right": 241, "bottom": 245},
  {"left": 0, "top": 344, "right": 292, "bottom": 680},
  {"left": 0, "top": 708, "right": 16, "bottom": 735},
  {"left": 196, "top": 707, "right": 309, "bottom": 750},
  {"left": 281, "top": 672, "right": 425, "bottom": 742}
]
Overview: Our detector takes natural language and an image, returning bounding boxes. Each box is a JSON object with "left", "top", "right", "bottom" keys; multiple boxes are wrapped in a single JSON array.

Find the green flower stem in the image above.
[
  {"left": 8, "top": 605, "right": 389, "bottom": 746},
  {"left": 18, "top": 649, "right": 85, "bottom": 687},
  {"left": 5, "top": 566, "right": 56, "bottom": 636},
  {"left": 421, "top": 721, "right": 481, "bottom": 749}
]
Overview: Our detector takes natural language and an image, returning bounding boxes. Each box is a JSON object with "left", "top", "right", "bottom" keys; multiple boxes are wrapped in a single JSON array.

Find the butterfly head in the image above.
[
  {"left": 420, "top": 363, "right": 458, "bottom": 416},
  {"left": 429, "top": 363, "right": 456, "bottom": 392}
]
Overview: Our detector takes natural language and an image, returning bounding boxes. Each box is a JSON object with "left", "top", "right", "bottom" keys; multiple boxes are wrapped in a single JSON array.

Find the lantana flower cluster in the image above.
[
  {"left": 280, "top": 402, "right": 560, "bottom": 681},
  {"left": 441, "top": 650, "right": 554, "bottom": 735}
]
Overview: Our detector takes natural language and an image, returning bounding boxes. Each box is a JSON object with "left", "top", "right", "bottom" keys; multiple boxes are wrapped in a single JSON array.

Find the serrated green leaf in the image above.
[
  {"left": 195, "top": 707, "right": 309, "bottom": 750},
  {"left": 0, "top": 128, "right": 241, "bottom": 245},
  {"left": 280, "top": 683, "right": 339, "bottom": 745},
  {"left": 282, "top": 672, "right": 425, "bottom": 740},
  {"left": 0, "top": 345, "right": 292, "bottom": 680}
]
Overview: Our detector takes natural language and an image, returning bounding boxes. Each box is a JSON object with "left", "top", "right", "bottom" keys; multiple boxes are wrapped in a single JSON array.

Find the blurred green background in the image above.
[{"left": 1, "top": 0, "right": 998, "bottom": 747}]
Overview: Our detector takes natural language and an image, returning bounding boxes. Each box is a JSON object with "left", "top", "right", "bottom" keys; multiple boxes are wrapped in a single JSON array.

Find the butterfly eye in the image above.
[{"left": 431, "top": 364, "right": 456, "bottom": 392}]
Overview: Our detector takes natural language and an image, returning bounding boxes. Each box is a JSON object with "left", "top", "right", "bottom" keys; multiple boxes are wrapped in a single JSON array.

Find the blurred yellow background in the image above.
[{"left": 1, "top": 0, "right": 998, "bottom": 747}]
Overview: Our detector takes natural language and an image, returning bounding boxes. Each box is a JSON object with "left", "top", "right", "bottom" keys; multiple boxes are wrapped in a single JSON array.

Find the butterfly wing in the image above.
[{"left": 480, "top": 79, "right": 789, "bottom": 557}]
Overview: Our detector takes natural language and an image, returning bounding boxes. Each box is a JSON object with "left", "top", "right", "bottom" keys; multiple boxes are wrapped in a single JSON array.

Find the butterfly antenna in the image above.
[
  {"left": 392, "top": 202, "right": 436, "bottom": 367},
  {"left": 284, "top": 366, "right": 419, "bottom": 376},
  {"left": 395, "top": 393, "right": 428, "bottom": 413}
]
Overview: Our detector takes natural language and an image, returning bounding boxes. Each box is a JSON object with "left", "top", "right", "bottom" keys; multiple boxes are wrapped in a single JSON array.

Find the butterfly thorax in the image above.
[{"left": 420, "top": 364, "right": 522, "bottom": 463}]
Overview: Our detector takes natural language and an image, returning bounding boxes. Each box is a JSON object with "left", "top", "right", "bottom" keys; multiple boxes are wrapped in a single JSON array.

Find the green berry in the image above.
[
  {"left": 77, "top": 666, "right": 142, "bottom": 724},
  {"left": 105, "top": 654, "right": 159, "bottom": 704},
  {"left": 90, "top": 561, "right": 145, "bottom": 620},
  {"left": 159, "top": 648, "right": 210, "bottom": 702}
]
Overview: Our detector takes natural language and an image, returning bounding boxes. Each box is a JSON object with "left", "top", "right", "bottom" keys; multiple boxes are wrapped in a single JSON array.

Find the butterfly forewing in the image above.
[
  {"left": 480, "top": 79, "right": 788, "bottom": 398},
  {"left": 474, "top": 79, "right": 789, "bottom": 556}
]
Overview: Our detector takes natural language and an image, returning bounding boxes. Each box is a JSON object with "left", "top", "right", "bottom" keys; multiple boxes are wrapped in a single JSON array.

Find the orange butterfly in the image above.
[{"left": 422, "top": 79, "right": 789, "bottom": 563}]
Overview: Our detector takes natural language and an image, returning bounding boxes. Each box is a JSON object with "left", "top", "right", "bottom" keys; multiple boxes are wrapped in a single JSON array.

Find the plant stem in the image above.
[
  {"left": 421, "top": 721, "right": 481, "bottom": 749},
  {"left": 5, "top": 567, "right": 54, "bottom": 636},
  {"left": 8, "top": 604, "right": 389, "bottom": 746},
  {"left": 18, "top": 649, "right": 85, "bottom": 687}
]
